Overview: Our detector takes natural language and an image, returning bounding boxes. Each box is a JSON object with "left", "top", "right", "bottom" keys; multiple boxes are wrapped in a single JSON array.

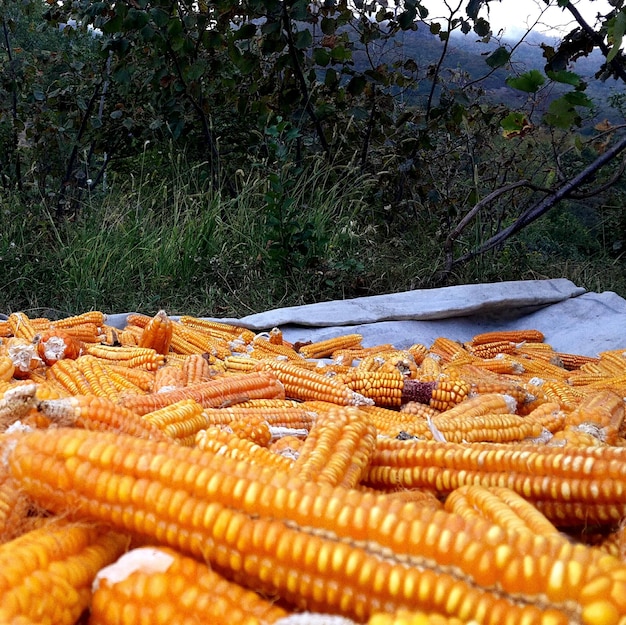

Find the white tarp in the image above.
[{"left": 4, "top": 279, "right": 625, "bottom": 356}]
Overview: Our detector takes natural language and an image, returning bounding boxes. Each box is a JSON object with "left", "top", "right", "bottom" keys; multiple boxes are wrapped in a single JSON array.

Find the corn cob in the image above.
[
  {"left": 54, "top": 311, "right": 105, "bottom": 329},
  {"left": 76, "top": 355, "right": 121, "bottom": 400},
  {"left": 466, "top": 340, "right": 517, "bottom": 359},
  {"left": 90, "top": 546, "right": 289, "bottom": 625},
  {"left": 0, "top": 474, "right": 33, "bottom": 543},
  {"left": 251, "top": 336, "right": 303, "bottom": 361},
  {"left": 297, "top": 334, "right": 363, "bottom": 359},
  {"left": 182, "top": 353, "right": 215, "bottom": 384},
  {"left": 118, "top": 371, "right": 285, "bottom": 414},
  {"left": 368, "top": 609, "right": 477, "bottom": 625},
  {"left": 178, "top": 316, "right": 256, "bottom": 343},
  {"left": 406, "top": 343, "right": 429, "bottom": 365},
  {"left": 332, "top": 344, "right": 395, "bottom": 366},
  {"left": 335, "top": 369, "right": 405, "bottom": 407},
  {"left": 416, "top": 354, "right": 443, "bottom": 380},
  {"left": 470, "top": 329, "right": 545, "bottom": 346},
  {"left": 431, "top": 412, "right": 543, "bottom": 444},
  {"left": 0, "top": 519, "right": 128, "bottom": 625},
  {"left": 105, "top": 364, "right": 154, "bottom": 392},
  {"left": 258, "top": 360, "right": 374, "bottom": 406},
  {"left": 444, "top": 485, "right": 562, "bottom": 538},
  {"left": 9, "top": 427, "right": 626, "bottom": 624},
  {"left": 143, "top": 398, "right": 208, "bottom": 445},
  {"left": 0, "top": 383, "right": 38, "bottom": 430},
  {"left": 196, "top": 426, "right": 295, "bottom": 471},
  {"left": 46, "top": 358, "right": 92, "bottom": 395},
  {"left": 153, "top": 364, "right": 186, "bottom": 392},
  {"left": 138, "top": 310, "right": 173, "bottom": 355},
  {"left": 5, "top": 337, "right": 42, "bottom": 379},
  {"left": 224, "top": 354, "right": 261, "bottom": 373},
  {"left": 565, "top": 390, "right": 625, "bottom": 445},
  {"left": 202, "top": 403, "right": 318, "bottom": 431},
  {"left": 84, "top": 344, "right": 165, "bottom": 370},
  {"left": 35, "top": 329, "right": 84, "bottom": 366},
  {"left": 429, "top": 337, "right": 467, "bottom": 364},
  {"left": 366, "top": 437, "right": 626, "bottom": 524},
  {"left": 7, "top": 312, "right": 38, "bottom": 341},
  {"left": 0, "top": 356, "right": 15, "bottom": 382},
  {"left": 37, "top": 394, "right": 169, "bottom": 440},
  {"left": 289, "top": 406, "right": 377, "bottom": 488}
]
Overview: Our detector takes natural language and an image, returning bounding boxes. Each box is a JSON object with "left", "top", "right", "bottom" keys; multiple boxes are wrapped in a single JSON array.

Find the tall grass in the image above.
[{"left": 2, "top": 156, "right": 625, "bottom": 318}]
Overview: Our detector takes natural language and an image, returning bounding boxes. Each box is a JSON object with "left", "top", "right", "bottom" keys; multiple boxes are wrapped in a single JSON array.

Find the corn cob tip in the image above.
[{"left": 93, "top": 547, "right": 175, "bottom": 592}]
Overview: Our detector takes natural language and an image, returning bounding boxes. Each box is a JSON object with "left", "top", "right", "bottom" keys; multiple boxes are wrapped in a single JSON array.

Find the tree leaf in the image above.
[
  {"left": 347, "top": 75, "right": 366, "bottom": 95},
  {"left": 546, "top": 69, "right": 581, "bottom": 86},
  {"left": 313, "top": 47, "right": 330, "bottom": 66},
  {"left": 506, "top": 70, "right": 545, "bottom": 92},
  {"left": 234, "top": 23, "right": 257, "bottom": 40},
  {"left": 607, "top": 9, "right": 626, "bottom": 63},
  {"left": 485, "top": 46, "right": 510, "bottom": 68},
  {"left": 294, "top": 29, "right": 312, "bottom": 50}
]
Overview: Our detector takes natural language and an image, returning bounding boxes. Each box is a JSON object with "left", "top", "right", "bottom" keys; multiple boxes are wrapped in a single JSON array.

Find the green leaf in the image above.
[
  {"left": 234, "top": 23, "right": 257, "bottom": 40},
  {"left": 294, "top": 29, "right": 312, "bottom": 50},
  {"left": 607, "top": 9, "right": 626, "bottom": 63},
  {"left": 485, "top": 46, "right": 510, "bottom": 68},
  {"left": 563, "top": 91, "right": 593, "bottom": 107},
  {"left": 330, "top": 45, "right": 352, "bottom": 62},
  {"left": 347, "top": 75, "right": 366, "bottom": 95},
  {"left": 110, "top": 110, "right": 123, "bottom": 119},
  {"left": 557, "top": 0, "right": 569, "bottom": 6},
  {"left": 543, "top": 96, "right": 579, "bottom": 128},
  {"left": 321, "top": 17, "right": 336, "bottom": 35},
  {"left": 324, "top": 68, "right": 339, "bottom": 88},
  {"left": 466, "top": 0, "right": 486, "bottom": 20},
  {"left": 500, "top": 111, "right": 527, "bottom": 132},
  {"left": 313, "top": 47, "right": 331, "bottom": 66},
  {"left": 546, "top": 69, "right": 581, "bottom": 86},
  {"left": 506, "top": 69, "right": 545, "bottom": 92},
  {"left": 473, "top": 17, "right": 490, "bottom": 37},
  {"left": 32, "top": 89, "right": 45, "bottom": 101},
  {"left": 398, "top": 8, "right": 416, "bottom": 29},
  {"left": 150, "top": 7, "right": 169, "bottom": 28},
  {"left": 185, "top": 61, "right": 206, "bottom": 81}
]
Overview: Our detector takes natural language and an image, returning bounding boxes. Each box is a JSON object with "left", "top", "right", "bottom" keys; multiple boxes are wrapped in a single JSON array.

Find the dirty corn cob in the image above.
[{"left": 8, "top": 427, "right": 626, "bottom": 625}]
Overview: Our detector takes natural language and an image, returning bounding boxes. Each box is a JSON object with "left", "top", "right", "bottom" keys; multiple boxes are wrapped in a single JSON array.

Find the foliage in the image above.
[{"left": 1, "top": 0, "right": 625, "bottom": 309}]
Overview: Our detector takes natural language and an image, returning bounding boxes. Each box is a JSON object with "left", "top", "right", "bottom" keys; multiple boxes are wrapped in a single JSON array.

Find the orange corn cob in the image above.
[
  {"left": 406, "top": 343, "right": 429, "bottom": 365},
  {"left": 36, "top": 329, "right": 84, "bottom": 366},
  {"left": 202, "top": 403, "right": 317, "bottom": 431},
  {"left": 153, "top": 364, "right": 186, "bottom": 392},
  {"left": 467, "top": 340, "right": 517, "bottom": 359},
  {"left": 5, "top": 337, "right": 42, "bottom": 379},
  {"left": 268, "top": 327, "right": 284, "bottom": 345},
  {"left": 182, "top": 353, "right": 215, "bottom": 384},
  {"left": 297, "top": 333, "right": 363, "bottom": 359},
  {"left": 90, "top": 546, "right": 289, "bottom": 625},
  {"left": 76, "top": 355, "right": 121, "bottom": 400},
  {"left": 105, "top": 364, "right": 154, "bottom": 392},
  {"left": 258, "top": 360, "right": 373, "bottom": 406},
  {"left": 224, "top": 354, "right": 260, "bottom": 373},
  {"left": 37, "top": 394, "right": 169, "bottom": 440},
  {"left": 0, "top": 319, "right": 11, "bottom": 338},
  {"left": 429, "top": 337, "right": 467, "bottom": 364},
  {"left": 289, "top": 406, "right": 377, "bottom": 488},
  {"left": 432, "top": 412, "right": 543, "bottom": 444},
  {"left": 84, "top": 344, "right": 165, "bottom": 370},
  {"left": 0, "top": 519, "right": 128, "bottom": 625},
  {"left": 10, "top": 427, "right": 626, "bottom": 624},
  {"left": 368, "top": 610, "right": 473, "bottom": 625},
  {"left": 416, "top": 354, "right": 443, "bottom": 381},
  {"left": 118, "top": 370, "right": 285, "bottom": 414},
  {"left": 250, "top": 336, "right": 303, "bottom": 361},
  {"left": 138, "top": 310, "right": 173, "bottom": 355},
  {"left": 0, "top": 474, "right": 33, "bottom": 543},
  {"left": 565, "top": 390, "right": 625, "bottom": 445},
  {"left": 0, "top": 356, "right": 15, "bottom": 382},
  {"left": 470, "top": 329, "right": 545, "bottom": 346},
  {"left": 331, "top": 344, "right": 395, "bottom": 366},
  {"left": 228, "top": 414, "right": 273, "bottom": 447},
  {"left": 367, "top": 437, "right": 626, "bottom": 524}
]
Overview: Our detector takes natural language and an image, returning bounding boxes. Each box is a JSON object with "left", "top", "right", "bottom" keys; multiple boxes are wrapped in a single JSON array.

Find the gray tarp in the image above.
[{"left": 20, "top": 278, "right": 621, "bottom": 357}]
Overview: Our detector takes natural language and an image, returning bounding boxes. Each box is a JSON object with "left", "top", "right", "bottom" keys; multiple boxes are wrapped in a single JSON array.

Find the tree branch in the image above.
[{"left": 451, "top": 133, "right": 626, "bottom": 266}]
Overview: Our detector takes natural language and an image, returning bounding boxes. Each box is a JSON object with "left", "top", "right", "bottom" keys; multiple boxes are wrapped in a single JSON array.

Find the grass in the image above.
[{"left": 2, "top": 156, "right": 625, "bottom": 319}]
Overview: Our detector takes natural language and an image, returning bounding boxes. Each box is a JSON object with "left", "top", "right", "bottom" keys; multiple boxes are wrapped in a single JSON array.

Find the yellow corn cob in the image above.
[
  {"left": 332, "top": 344, "right": 395, "bottom": 366},
  {"left": 196, "top": 426, "right": 294, "bottom": 471},
  {"left": 0, "top": 474, "right": 33, "bottom": 543},
  {"left": 117, "top": 328, "right": 140, "bottom": 346},
  {"left": 523, "top": 401, "right": 567, "bottom": 435},
  {"left": 0, "top": 356, "right": 15, "bottom": 382},
  {"left": 368, "top": 610, "right": 473, "bottom": 625},
  {"left": 105, "top": 364, "right": 154, "bottom": 392},
  {"left": 202, "top": 403, "right": 317, "bottom": 431},
  {"left": 138, "top": 309, "right": 173, "bottom": 355},
  {"left": 432, "top": 412, "right": 543, "bottom": 444},
  {"left": 118, "top": 370, "right": 285, "bottom": 414},
  {"left": 172, "top": 323, "right": 233, "bottom": 358},
  {"left": 54, "top": 311, "right": 105, "bottom": 329},
  {"left": 258, "top": 360, "right": 373, "bottom": 406},
  {"left": 550, "top": 426, "right": 606, "bottom": 447},
  {"left": 368, "top": 436, "right": 626, "bottom": 524},
  {"left": 251, "top": 336, "right": 303, "bottom": 361},
  {"left": 7, "top": 312, "right": 38, "bottom": 341},
  {"left": 178, "top": 316, "right": 256, "bottom": 343},
  {"left": 416, "top": 354, "right": 443, "bottom": 381},
  {"left": 565, "top": 390, "right": 625, "bottom": 445},
  {"left": 143, "top": 398, "right": 208, "bottom": 444},
  {"left": 444, "top": 485, "right": 562, "bottom": 538},
  {"left": 0, "top": 319, "right": 11, "bottom": 337},
  {"left": 378, "top": 352, "right": 419, "bottom": 378},
  {"left": 427, "top": 379, "right": 471, "bottom": 411},
  {"left": 0, "top": 519, "right": 128, "bottom": 625},
  {"left": 357, "top": 403, "right": 434, "bottom": 439},
  {"left": 268, "top": 327, "right": 284, "bottom": 345},
  {"left": 429, "top": 337, "right": 467, "bottom": 364},
  {"left": 10, "top": 427, "right": 626, "bottom": 624},
  {"left": 224, "top": 354, "right": 260, "bottom": 373},
  {"left": 297, "top": 334, "right": 363, "bottom": 359},
  {"left": 75, "top": 355, "right": 121, "bottom": 400},
  {"left": 47, "top": 358, "right": 92, "bottom": 395},
  {"left": 335, "top": 369, "right": 405, "bottom": 408},
  {"left": 289, "top": 406, "right": 377, "bottom": 488},
  {"left": 52, "top": 322, "right": 101, "bottom": 343},
  {"left": 90, "top": 546, "right": 289, "bottom": 625},
  {"left": 541, "top": 380, "right": 587, "bottom": 411},
  {"left": 84, "top": 344, "right": 165, "bottom": 370},
  {"left": 470, "top": 329, "right": 545, "bottom": 346},
  {"left": 228, "top": 414, "right": 273, "bottom": 447},
  {"left": 37, "top": 394, "right": 169, "bottom": 440}
]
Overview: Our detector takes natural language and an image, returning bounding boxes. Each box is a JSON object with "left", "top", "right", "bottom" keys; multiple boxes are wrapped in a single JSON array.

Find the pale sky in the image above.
[{"left": 472, "top": 0, "right": 614, "bottom": 37}]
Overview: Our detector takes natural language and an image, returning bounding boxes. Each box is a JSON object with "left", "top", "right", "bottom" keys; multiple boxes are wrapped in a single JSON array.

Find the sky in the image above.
[{"left": 468, "top": 0, "right": 615, "bottom": 37}]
